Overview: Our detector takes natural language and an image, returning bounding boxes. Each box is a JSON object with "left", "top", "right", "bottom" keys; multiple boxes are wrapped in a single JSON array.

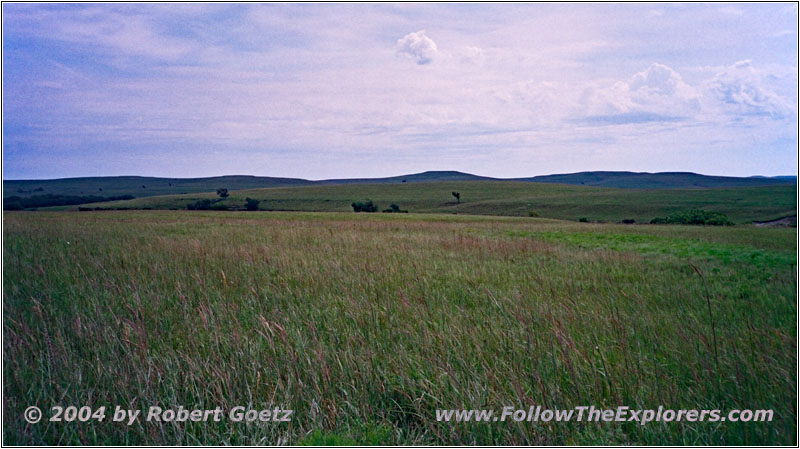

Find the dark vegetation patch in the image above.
[
  {"left": 352, "top": 200, "right": 378, "bottom": 213},
  {"left": 186, "top": 199, "right": 229, "bottom": 210},
  {"left": 382, "top": 203, "right": 408, "bottom": 213},
  {"left": 650, "top": 209, "right": 733, "bottom": 226},
  {"left": 244, "top": 197, "right": 260, "bottom": 211},
  {"left": 3, "top": 194, "right": 135, "bottom": 210}
]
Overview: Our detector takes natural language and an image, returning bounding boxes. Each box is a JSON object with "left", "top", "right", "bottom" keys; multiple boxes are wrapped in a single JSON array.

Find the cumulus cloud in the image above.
[
  {"left": 573, "top": 60, "right": 796, "bottom": 128},
  {"left": 578, "top": 63, "right": 700, "bottom": 124},
  {"left": 396, "top": 30, "right": 438, "bottom": 65},
  {"left": 707, "top": 60, "right": 794, "bottom": 119}
]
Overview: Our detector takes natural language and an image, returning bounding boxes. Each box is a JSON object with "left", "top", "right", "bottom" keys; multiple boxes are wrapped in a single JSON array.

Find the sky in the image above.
[{"left": 2, "top": 3, "right": 798, "bottom": 180}]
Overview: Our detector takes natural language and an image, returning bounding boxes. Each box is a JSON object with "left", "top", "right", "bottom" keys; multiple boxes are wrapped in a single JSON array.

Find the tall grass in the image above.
[{"left": 3, "top": 211, "right": 796, "bottom": 445}]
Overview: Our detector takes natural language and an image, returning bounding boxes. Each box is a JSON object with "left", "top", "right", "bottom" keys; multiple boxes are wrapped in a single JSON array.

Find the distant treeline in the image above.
[{"left": 3, "top": 194, "right": 135, "bottom": 210}]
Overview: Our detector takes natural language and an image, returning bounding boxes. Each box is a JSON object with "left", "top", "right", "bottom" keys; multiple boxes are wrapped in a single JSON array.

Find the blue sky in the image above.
[{"left": 2, "top": 3, "right": 797, "bottom": 179}]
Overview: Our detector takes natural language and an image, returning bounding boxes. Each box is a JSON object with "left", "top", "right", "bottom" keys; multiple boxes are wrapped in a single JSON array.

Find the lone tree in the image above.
[
  {"left": 452, "top": 191, "right": 460, "bottom": 203},
  {"left": 216, "top": 188, "right": 229, "bottom": 198}
]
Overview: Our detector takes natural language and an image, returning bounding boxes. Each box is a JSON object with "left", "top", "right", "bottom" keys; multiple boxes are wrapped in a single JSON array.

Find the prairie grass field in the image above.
[
  {"left": 3, "top": 211, "right": 797, "bottom": 445},
  {"left": 73, "top": 182, "right": 797, "bottom": 224}
]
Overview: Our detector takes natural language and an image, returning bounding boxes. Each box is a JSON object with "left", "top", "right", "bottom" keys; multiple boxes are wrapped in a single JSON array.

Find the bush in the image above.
[
  {"left": 650, "top": 209, "right": 733, "bottom": 226},
  {"left": 244, "top": 198, "right": 260, "bottom": 211},
  {"left": 382, "top": 203, "right": 407, "bottom": 213},
  {"left": 578, "top": 217, "right": 589, "bottom": 222},
  {"left": 621, "top": 219, "right": 635, "bottom": 224},
  {"left": 352, "top": 200, "right": 377, "bottom": 213},
  {"left": 216, "top": 188, "right": 229, "bottom": 198},
  {"left": 187, "top": 199, "right": 214, "bottom": 210}
]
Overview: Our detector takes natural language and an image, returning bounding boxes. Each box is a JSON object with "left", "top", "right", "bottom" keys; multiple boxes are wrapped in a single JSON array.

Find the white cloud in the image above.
[
  {"left": 707, "top": 60, "right": 795, "bottom": 119},
  {"left": 628, "top": 63, "right": 700, "bottom": 114},
  {"left": 578, "top": 63, "right": 700, "bottom": 123},
  {"left": 396, "top": 30, "right": 438, "bottom": 65}
]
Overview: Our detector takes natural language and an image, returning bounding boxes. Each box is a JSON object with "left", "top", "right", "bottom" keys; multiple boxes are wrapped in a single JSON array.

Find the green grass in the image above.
[
  {"left": 72, "top": 181, "right": 796, "bottom": 224},
  {"left": 3, "top": 211, "right": 796, "bottom": 445}
]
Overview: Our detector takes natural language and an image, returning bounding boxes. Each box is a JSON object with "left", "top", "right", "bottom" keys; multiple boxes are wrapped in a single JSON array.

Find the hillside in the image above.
[
  {"left": 73, "top": 181, "right": 796, "bottom": 224},
  {"left": 3, "top": 175, "right": 313, "bottom": 198},
  {"left": 318, "top": 170, "right": 496, "bottom": 184},
  {"left": 519, "top": 171, "right": 797, "bottom": 188},
  {"left": 5, "top": 170, "right": 794, "bottom": 200}
]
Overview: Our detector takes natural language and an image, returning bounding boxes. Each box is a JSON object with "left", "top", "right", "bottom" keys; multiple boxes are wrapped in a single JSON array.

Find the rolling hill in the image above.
[
  {"left": 517, "top": 171, "right": 797, "bottom": 188},
  {"left": 3, "top": 175, "right": 314, "bottom": 198},
  {"left": 4, "top": 170, "right": 794, "bottom": 200}
]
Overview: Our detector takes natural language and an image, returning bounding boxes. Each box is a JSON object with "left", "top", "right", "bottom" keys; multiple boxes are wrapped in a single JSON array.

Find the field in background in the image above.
[
  {"left": 3, "top": 211, "right": 796, "bottom": 445},
  {"left": 75, "top": 182, "right": 797, "bottom": 224}
]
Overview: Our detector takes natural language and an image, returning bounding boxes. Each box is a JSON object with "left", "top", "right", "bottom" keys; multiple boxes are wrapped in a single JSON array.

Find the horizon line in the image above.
[{"left": 3, "top": 169, "right": 798, "bottom": 183}]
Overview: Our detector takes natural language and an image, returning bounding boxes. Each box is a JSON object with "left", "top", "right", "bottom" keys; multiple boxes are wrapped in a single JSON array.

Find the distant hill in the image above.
[
  {"left": 4, "top": 170, "right": 795, "bottom": 200},
  {"left": 4, "top": 175, "right": 313, "bottom": 198},
  {"left": 516, "top": 171, "right": 797, "bottom": 189},
  {"left": 318, "top": 170, "right": 496, "bottom": 184}
]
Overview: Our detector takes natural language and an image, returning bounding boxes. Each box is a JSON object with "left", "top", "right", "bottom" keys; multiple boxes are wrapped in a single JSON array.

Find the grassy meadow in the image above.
[
  {"left": 73, "top": 181, "right": 796, "bottom": 224},
  {"left": 3, "top": 210, "right": 796, "bottom": 445}
]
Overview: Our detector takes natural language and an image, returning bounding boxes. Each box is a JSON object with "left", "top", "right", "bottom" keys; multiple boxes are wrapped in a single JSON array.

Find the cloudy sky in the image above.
[{"left": 3, "top": 3, "right": 797, "bottom": 180}]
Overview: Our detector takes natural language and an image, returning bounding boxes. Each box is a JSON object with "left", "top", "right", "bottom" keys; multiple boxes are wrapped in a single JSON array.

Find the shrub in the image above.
[
  {"left": 528, "top": 211, "right": 540, "bottom": 217},
  {"left": 578, "top": 217, "right": 589, "bottom": 222},
  {"left": 244, "top": 198, "right": 260, "bottom": 211},
  {"left": 216, "top": 188, "right": 229, "bottom": 198},
  {"left": 352, "top": 200, "right": 377, "bottom": 213},
  {"left": 382, "top": 203, "right": 407, "bottom": 213},
  {"left": 650, "top": 209, "right": 733, "bottom": 226},
  {"left": 621, "top": 219, "right": 635, "bottom": 224},
  {"left": 187, "top": 199, "right": 214, "bottom": 210}
]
